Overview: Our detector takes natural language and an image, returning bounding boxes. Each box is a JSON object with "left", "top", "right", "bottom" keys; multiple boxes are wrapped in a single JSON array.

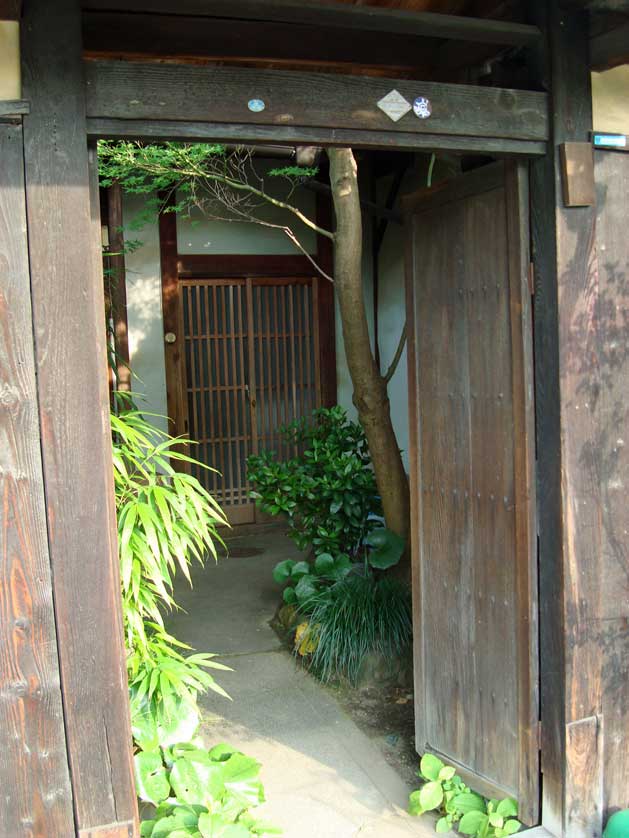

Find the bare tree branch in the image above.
[{"left": 383, "top": 321, "right": 407, "bottom": 384}]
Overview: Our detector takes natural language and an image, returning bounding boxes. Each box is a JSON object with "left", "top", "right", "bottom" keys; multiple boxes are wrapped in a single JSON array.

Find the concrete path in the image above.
[{"left": 167, "top": 528, "right": 437, "bottom": 838}]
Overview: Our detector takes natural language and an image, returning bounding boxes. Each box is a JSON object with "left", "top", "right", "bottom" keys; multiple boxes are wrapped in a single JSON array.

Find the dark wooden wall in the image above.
[{"left": 0, "top": 1, "right": 138, "bottom": 836}]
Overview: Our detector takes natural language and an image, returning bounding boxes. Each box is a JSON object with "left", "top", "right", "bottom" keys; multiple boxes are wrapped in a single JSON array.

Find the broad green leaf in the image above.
[
  {"left": 459, "top": 811, "right": 489, "bottom": 835},
  {"left": 198, "top": 813, "right": 250, "bottom": 837},
  {"left": 496, "top": 799, "right": 518, "bottom": 818},
  {"left": 454, "top": 792, "right": 486, "bottom": 815},
  {"left": 289, "top": 561, "right": 311, "bottom": 580},
  {"left": 439, "top": 766, "right": 456, "bottom": 782},
  {"left": 272, "top": 560, "right": 295, "bottom": 585},
  {"left": 134, "top": 750, "right": 170, "bottom": 805},
  {"left": 420, "top": 753, "right": 445, "bottom": 782},
  {"left": 408, "top": 789, "right": 424, "bottom": 816},
  {"left": 314, "top": 553, "right": 335, "bottom": 575},
  {"left": 418, "top": 781, "right": 444, "bottom": 812},
  {"left": 502, "top": 819, "right": 522, "bottom": 835},
  {"left": 435, "top": 817, "right": 452, "bottom": 833}
]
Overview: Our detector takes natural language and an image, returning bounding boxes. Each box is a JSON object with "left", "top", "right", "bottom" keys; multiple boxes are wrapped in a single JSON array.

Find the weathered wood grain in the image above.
[
  {"left": 21, "top": 0, "right": 138, "bottom": 833},
  {"left": 84, "top": 60, "right": 549, "bottom": 142},
  {"left": 0, "top": 120, "right": 76, "bottom": 838},
  {"left": 594, "top": 149, "right": 629, "bottom": 817},
  {"left": 565, "top": 716, "right": 604, "bottom": 835},
  {"left": 86, "top": 117, "right": 547, "bottom": 157},
  {"left": 0, "top": 100, "right": 29, "bottom": 116},
  {"left": 529, "top": 2, "right": 604, "bottom": 835},
  {"left": 404, "top": 163, "right": 538, "bottom": 818}
]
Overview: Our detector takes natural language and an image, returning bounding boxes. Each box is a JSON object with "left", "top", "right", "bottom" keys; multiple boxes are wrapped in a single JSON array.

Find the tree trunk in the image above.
[{"left": 327, "top": 148, "right": 410, "bottom": 550}]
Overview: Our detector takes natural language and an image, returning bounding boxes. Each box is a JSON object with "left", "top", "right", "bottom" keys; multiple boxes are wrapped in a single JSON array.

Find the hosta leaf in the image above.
[
  {"left": 420, "top": 753, "right": 445, "bottom": 782},
  {"left": 272, "top": 560, "right": 294, "bottom": 585},
  {"left": 496, "top": 799, "right": 518, "bottom": 818},
  {"left": 502, "top": 819, "right": 522, "bottom": 835},
  {"left": 134, "top": 750, "right": 170, "bottom": 805},
  {"left": 459, "top": 811, "right": 488, "bottom": 835},
  {"left": 418, "top": 781, "right": 443, "bottom": 812},
  {"left": 454, "top": 792, "right": 486, "bottom": 815},
  {"left": 436, "top": 817, "right": 452, "bottom": 833},
  {"left": 198, "top": 813, "right": 251, "bottom": 837}
]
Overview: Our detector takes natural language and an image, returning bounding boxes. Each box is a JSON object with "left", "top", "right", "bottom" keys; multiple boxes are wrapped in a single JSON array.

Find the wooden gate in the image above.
[
  {"left": 404, "top": 161, "right": 539, "bottom": 823},
  {"left": 178, "top": 275, "right": 321, "bottom": 524}
]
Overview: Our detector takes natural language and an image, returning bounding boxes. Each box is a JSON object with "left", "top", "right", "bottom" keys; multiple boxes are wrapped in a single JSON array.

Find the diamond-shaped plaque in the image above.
[{"left": 377, "top": 90, "right": 412, "bottom": 123}]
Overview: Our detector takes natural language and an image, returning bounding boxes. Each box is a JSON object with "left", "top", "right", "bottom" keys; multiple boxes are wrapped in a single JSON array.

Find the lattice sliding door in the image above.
[{"left": 180, "top": 276, "right": 321, "bottom": 524}]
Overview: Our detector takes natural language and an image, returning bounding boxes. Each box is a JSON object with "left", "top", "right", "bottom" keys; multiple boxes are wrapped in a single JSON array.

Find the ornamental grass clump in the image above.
[{"left": 299, "top": 574, "right": 412, "bottom": 685}]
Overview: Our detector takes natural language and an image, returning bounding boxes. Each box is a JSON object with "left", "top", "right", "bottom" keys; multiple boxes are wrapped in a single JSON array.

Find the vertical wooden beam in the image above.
[
  {"left": 529, "top": 2, "right": 604, "bottom": 835},
  {"left": 0, "top": 119, "right": 76, "bottom": 838},
  {"left": 20, "top": 1, "right": 138, "bottom": 834}
]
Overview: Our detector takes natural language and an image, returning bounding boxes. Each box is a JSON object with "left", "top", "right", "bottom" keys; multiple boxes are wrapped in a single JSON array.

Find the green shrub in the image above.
[
  {"left": 272, "top": 525, "right": 405, "bottom": 611},
  {"left": 298, "top": 573, "right": 412, "bottom": 684},
  {"left": 247, "top": 406, "right": 381, "bottom": 557},
  {"left": 409, "top": 753, "right": 521, "bottom": 836}
]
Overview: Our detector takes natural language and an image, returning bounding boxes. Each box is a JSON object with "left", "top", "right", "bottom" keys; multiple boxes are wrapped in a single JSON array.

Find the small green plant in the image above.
[
  {"left": 272, "top": 525, "right": 405, "bottom": 609},
  {"left": 133, "top": 706, "right": 279, "bottom": 837},
  {"left": 247, "top": 406, "right": 381, "bottom": 558},
  {"left": 297, "top": 573, "right": 412, "bottom": 684},
  {"left": 112, "top": 398, "right": 230, "bottom": 727},
  {"left": 409, "top": 754, "right": 521, "bottom": 836}
]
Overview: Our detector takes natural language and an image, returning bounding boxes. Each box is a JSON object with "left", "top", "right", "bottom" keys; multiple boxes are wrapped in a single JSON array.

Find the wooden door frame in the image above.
[
  {"left": 403, "top": 160, "right": 539, "bottom": 823},
  {"left": 11, "top": 3, "right": 607, "bottom": 832}
]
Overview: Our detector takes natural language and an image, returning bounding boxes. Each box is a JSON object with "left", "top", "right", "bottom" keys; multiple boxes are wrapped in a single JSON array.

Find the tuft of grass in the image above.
[{"left": 300, "top": 574, "right": 412, "bottom": 685}]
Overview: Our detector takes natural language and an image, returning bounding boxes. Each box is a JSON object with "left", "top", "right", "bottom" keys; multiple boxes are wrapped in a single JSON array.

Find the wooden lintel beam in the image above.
[
  {"left": 590, "top": 20, "right": 629, "bottom": 70},
  {"left": 82, "top": 11, "right": 439, "bottom": 73},
  {"left": 81, "top": 0, "right": 542, "bottom": 48},
  {"left": 86, "top": 117, "right": 547, "bottom": 158},
  {"left": 84, "top": 60, "right": 549, "bottom": 144}
]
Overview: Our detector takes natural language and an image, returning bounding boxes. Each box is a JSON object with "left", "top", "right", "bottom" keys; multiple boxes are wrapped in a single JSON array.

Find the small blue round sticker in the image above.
[
  {"left": 248, "top": 98, "right": 266, "bottom": 113},
  {"left": 413, "top": 97, "right": 432, "bottom": 119}
]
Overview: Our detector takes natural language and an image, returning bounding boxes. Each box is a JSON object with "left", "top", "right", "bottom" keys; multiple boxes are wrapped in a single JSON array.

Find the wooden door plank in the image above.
[
  {"left": 405, "top": 163, "right": 540, "bottom": 816},
  {"left": 594, "top": 149, "right": 629, "bottom": 816},
  {"left": 84, "top": 60, "right": 549, "bottom": 143},
  {"left": 0, "top": 120, "right": 76, "bottom": 838},
  {"left": 505, "top": 161, "right": 539, "bottom": 825},
  {"left": 20, "top": 0, "right": 138, "bottom": 832}
]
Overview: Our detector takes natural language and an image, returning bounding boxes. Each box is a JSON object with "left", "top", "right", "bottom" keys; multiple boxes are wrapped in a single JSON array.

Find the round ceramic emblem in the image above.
[
  {"left": 248, "top": 98, "right": 266, "bottom": 113},
  {"left": 413, "top": 97, "right": 432, "bottom": 119}
]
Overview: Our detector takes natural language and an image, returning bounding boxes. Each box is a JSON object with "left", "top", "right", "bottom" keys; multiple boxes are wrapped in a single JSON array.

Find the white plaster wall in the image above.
[
  {"left": 592, "top": 66, "right": 629, "bottom": 135},
  {"left": 123, "top": 192, "right": 169, "bottom": 432},
  {"left": 0, "top": 21, "right": 20, "bottom": 101},
  {"left": 177, "top": 160, "right": 317, "bottom": 255}
]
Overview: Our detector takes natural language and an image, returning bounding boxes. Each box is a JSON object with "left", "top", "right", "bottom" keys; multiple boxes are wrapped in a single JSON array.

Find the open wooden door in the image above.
[{"left": 404, "top": 161, "right": 539, "bottom": 824}]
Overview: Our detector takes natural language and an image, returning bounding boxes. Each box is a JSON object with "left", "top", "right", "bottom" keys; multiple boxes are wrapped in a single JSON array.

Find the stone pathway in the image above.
[{"left": 167, "top": 528, "right": 437, "bottom": 838}]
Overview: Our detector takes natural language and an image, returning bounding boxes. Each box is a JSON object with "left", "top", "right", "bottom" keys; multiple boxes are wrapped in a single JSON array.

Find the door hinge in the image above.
[{"left": 528, "top": 262, "right": 535, "bottom": 297}]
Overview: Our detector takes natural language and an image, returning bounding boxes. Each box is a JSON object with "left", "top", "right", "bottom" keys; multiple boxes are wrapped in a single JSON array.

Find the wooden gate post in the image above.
[
  {"left": 20, "top": 1, "right": 138, "bottom": 835},
  {"left": 529, "top": 2, "right": 604, "bottom": 836}
]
